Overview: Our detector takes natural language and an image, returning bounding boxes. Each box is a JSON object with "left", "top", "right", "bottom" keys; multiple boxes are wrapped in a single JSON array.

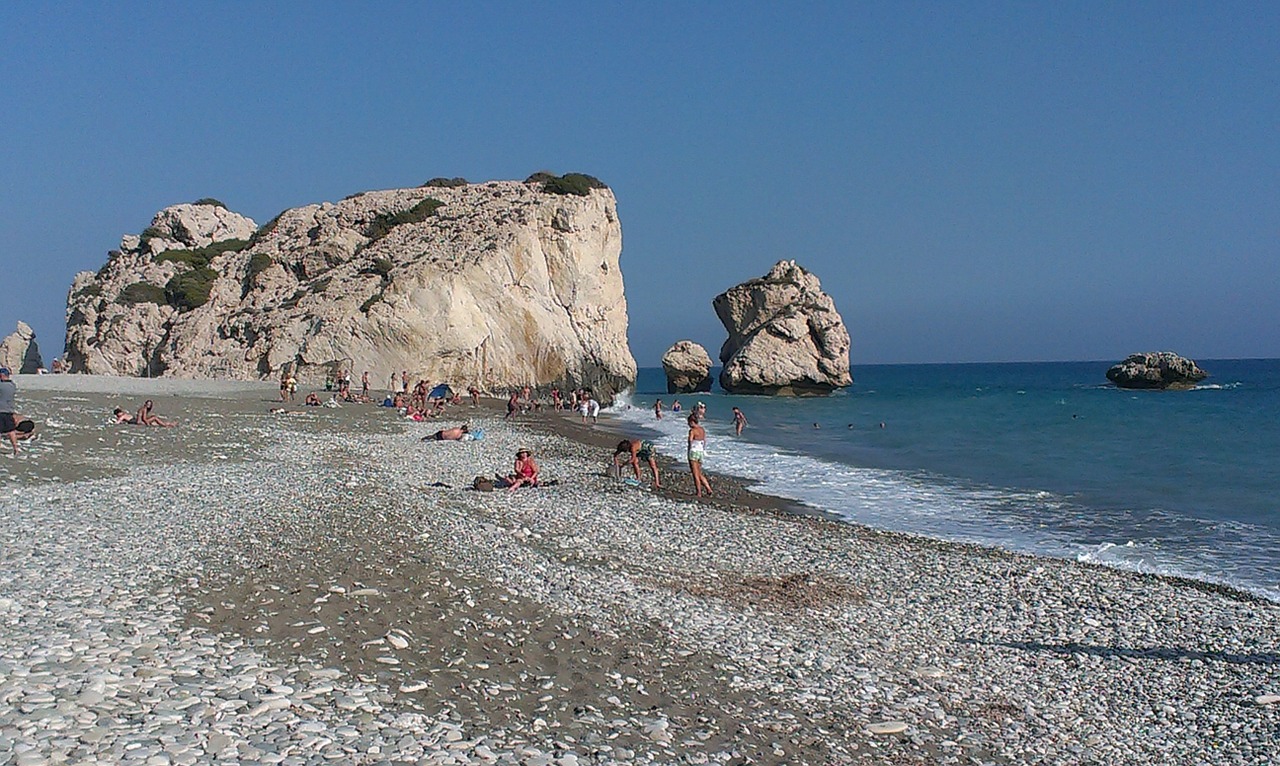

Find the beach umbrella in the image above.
[{"left": 428, "top": 383, "right": 454, "bottom": 400}]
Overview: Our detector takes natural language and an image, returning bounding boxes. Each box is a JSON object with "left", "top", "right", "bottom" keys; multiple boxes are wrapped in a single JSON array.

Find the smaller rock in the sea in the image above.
[
  {"left": 865, "top": 721, "right": 909, "bottom": 735},
  {"left": 1105, "top": 351, "right": 1208, "bottom": 390},
  {"left": 661, "top": 340, "right": 714, "bottom": 394}
]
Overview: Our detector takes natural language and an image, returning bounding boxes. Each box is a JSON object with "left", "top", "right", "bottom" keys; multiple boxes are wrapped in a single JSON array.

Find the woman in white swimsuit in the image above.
[{"left": 686, "top": 414, "right": 711, "bottom": 497}]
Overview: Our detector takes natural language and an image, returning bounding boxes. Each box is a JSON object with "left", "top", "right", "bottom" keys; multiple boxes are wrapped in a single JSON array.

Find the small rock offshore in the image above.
[{"left": 0, "top": 379, "right": 1276, "bottom": 765}]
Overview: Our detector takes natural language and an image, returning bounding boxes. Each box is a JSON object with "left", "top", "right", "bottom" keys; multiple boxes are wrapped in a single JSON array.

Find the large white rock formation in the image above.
[
  {"left": 661, "top": 340, "right": 713, "bottom": 394},
  {"left": 0, "top": 321, "right": 43, "bottom": 374},
  {"left": 713, "top": 260, "right": 851, "bottom": 396},
  {"left": 64, "top": 180, "right": 637, "bottom": 398}
]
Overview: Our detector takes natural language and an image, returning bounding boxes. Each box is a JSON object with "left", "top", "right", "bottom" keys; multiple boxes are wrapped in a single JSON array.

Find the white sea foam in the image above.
[{"left": 607, "top": 400, "right": 1280, "bottom": 603}]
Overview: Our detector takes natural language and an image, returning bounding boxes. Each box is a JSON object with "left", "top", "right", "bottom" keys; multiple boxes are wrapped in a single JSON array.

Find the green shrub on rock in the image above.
[
  {"left": 192, "top": 198, "right": 227, "bottom": 209},
  {"left": 120, "top": 282, "right": 167, "bottom": 306},
  {"left": 155, "top": 239, "right": 250, "bottom": 269},
  {"left": 422, "top": 177, "right": 468, "bottom": 188},
  {"left": 539, "top": 173, "right": 608, "bottom": 196},
  {"left": 246, "top": 252, "right": 273, "bottom": 282},
  {"left": 365, "top": 198, "right": 444, "bottom": 244},
  {"left": 165, "top": 267, "right": 218, "bottom": 311}
]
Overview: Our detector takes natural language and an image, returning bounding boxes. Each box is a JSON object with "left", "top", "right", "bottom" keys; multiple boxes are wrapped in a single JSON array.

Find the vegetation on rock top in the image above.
[
  {"left": 364, "top": 198, "right": 445, "bottom": 245},
  {"left": 155, "top": 239, "right": 250, "bottom": 270},
  {"left": 533, "top": 172, "right": 608, "bottom": 196},
  {"left": 191, "top": 198, "right": 227, "bottom": 209},
  {"left": 422, "top": 177, "right": 468, "bottom": 188}
]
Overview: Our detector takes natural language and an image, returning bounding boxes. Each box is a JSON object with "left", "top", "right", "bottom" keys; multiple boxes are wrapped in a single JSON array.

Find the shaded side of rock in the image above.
[
  {"left": 712, "top": 260, "right": 851, "bottom": 396},
  {"left": 1106, "top": 352, "right": 1208, "bottom": 390},
  {"left": 661, "top": 341, "right": 713, "bottom": 394},
  {"left": 0, "top": 321, "right": 43, "bottom": 374}
]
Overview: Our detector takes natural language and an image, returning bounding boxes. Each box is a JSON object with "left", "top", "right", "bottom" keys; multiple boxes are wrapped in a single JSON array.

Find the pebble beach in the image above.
[{"left": 1, "top": 377, "right": 1277, "bottom": 765}]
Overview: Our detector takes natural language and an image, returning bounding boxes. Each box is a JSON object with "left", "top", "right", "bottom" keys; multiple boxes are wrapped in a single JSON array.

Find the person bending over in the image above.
[
  {"left": 113, "top": 407, "right": 137, "bottom": 425},
  {"left": 613, "top": 439, "right": 660, "bottom": 488}
]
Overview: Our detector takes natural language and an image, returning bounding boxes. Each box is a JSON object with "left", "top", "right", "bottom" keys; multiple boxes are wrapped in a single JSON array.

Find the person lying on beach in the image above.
[
  {"left": 613, "top": 439, "right": 660, "bottom": 487},
  {"left": 113, "top": 407, "right": 137, "bottom": 425},
  {"left": 427, "top": 424, "right": 469, "bottom": 441},
  {"left": 506, "top": 448, "right": 539, "bottom": 490},
  {"left": 135, "top": 400, "right": 176, "bottom": 427}
]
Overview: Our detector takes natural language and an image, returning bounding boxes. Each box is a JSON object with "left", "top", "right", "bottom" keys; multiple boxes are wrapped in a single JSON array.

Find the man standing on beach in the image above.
[{"left": 0, "top": 368, "right": 35, "bottom": 455}]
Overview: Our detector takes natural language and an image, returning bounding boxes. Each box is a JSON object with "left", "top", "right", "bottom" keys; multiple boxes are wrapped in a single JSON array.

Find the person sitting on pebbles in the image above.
[
  {"left": 304, "top": 392, "right": 321, "bottom": 406},
  {"left": 505, "top": 447, "right": 539, "bottom": 490},
  {"left": 135, "top": 400, "right": 176, "bottom": 427},
  {"left": 613, "top": 439, "right": 660, "bottom": 488}
]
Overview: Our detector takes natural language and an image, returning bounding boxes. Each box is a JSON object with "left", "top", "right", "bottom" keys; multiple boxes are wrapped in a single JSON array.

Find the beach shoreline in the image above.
[{"left": 1, "top": 376, "right": 1276, "bottom": 765}]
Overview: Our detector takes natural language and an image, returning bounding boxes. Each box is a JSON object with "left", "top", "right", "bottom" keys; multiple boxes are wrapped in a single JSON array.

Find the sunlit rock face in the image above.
[
  {"left": 713, "top": 260, "right": 851, "bottom": 396},
  {"left": 64, "top": 182, "right": 637, "bottom": 400}
]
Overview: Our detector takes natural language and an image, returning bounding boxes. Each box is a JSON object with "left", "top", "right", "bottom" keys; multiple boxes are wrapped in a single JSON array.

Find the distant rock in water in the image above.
[
  {"left": 661, "top": 340, "right": 713, "bottom": 394},
  {"left": 1106, "top": 352, "right": 1208, "bottom": 390},
  {"left": 63, "top": 178, "right": 637, "bottom": 399},
  {"left": 0, "top": 321, "right": 42, "bottom": 374},
  {"left": 713, "top": 260, "right": 851, "bottom": 396}
]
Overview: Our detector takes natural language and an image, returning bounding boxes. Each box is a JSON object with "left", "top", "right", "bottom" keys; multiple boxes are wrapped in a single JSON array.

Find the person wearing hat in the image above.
[
  {"left": 0, "top": 367, "right": 35, "bottom": 455},
  {"left": 506, "top": 447, "right": 539, "bottom": 490}
]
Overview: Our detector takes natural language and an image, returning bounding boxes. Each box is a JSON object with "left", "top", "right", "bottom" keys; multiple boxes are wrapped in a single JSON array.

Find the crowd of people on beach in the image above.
[{"left": 3, "top": 356, "right": 749, "bottom": 498}]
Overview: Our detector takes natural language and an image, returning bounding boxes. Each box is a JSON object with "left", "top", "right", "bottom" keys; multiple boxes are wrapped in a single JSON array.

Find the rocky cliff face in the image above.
[
  {"left": 1106, "top": 352, "right": 1208, "bottom": 390},
  {"left": 713, "top": 260, "right": 851, "bottom": 396},
  {"left": 64, "top": 182, "right": 637, "bottom": 398},
  {"left": 0, "top": 322, "right": 42, "bottom": 374}
]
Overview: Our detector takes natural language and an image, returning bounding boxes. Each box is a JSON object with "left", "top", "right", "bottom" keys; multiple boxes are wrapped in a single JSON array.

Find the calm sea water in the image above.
[{"left": 611, "top": 360, "right": 1280, "bottom": 602}]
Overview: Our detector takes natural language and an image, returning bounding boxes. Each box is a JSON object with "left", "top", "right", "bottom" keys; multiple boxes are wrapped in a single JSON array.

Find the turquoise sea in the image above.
[{"left": 611, "top": 359, "right": 1280, "bottom": 602}]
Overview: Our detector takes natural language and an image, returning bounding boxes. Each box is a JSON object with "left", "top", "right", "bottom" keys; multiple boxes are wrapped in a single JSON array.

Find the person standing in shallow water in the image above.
[
  {"left": 654, "top": 399, "right": 664, "bottom": 420},
  {"left": 732, "top": 406, "right": 747, "bottom": 436},
  {"left": 687, "top": 414, "right": 712, "bottom": 497}
]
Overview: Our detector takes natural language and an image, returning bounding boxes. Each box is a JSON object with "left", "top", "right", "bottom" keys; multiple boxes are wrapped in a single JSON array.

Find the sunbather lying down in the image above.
[{"left": 424, "top": 424, "right": 469, "bottom": 441}]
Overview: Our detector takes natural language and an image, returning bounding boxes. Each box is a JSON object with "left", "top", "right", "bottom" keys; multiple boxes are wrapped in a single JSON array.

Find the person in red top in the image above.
[{"left": 506, "top": 448, "right": 539, "bottom": 490}]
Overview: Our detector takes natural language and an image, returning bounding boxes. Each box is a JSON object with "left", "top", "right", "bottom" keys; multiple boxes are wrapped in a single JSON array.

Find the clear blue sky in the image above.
[{"left": 2, "top": 2, "right": 1276, "bottom": 366}]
